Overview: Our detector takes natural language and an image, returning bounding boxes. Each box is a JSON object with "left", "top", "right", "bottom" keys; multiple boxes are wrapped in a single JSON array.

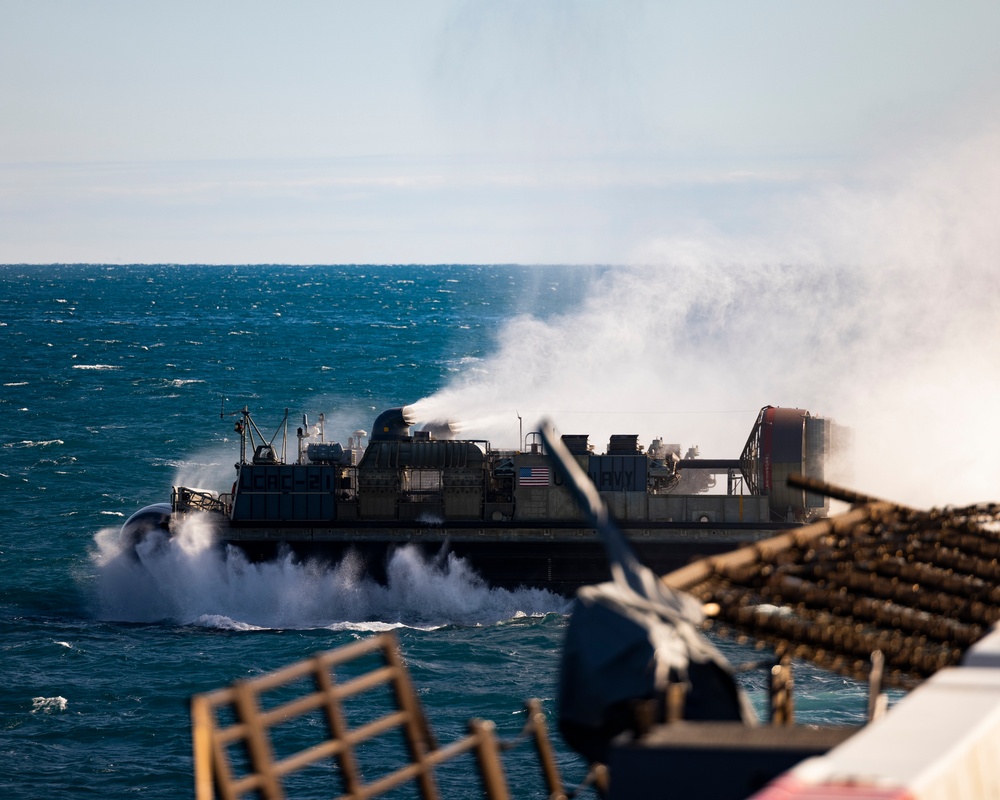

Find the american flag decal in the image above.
[{"left": 519, "top": 466, "right": 550, "bottom": 486}]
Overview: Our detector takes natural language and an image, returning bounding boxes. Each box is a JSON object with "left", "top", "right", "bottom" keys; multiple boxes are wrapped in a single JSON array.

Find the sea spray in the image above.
[{"left": 92, "top": 514, "right": 568, "bottom": 629}]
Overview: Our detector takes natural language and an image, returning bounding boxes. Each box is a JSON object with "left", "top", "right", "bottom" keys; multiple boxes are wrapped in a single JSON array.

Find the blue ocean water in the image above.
[{"left": 1, "top": 264, "right": 872, "bottom": 799}]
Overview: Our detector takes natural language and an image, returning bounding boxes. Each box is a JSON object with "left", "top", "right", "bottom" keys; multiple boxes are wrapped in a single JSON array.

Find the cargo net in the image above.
[{"left": 666, "top": 499, "right": 1000, "bottom": 690}]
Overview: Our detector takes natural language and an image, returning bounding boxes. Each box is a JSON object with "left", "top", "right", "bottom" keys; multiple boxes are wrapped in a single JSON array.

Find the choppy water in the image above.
[{"left": 1, "top": 264, "right": 873, "bottom": 798}]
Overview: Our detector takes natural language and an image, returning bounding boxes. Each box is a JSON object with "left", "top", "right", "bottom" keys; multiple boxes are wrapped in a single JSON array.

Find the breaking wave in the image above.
[{"left": 5, "top": 439, "right": 64, "bottom": 448}]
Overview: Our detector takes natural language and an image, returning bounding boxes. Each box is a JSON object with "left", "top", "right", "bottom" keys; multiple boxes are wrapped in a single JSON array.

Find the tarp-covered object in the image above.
[
  {"left": 559, "top": 579, "right": 755, "bottom": 762},
  {"left": 539, "top": 421, "right": 756, "bottom": 763}
]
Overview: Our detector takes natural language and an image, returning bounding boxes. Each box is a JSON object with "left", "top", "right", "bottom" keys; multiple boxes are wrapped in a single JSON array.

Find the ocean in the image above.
[{"left": 1, "top": 264, "right": 873, "bottom": 799}]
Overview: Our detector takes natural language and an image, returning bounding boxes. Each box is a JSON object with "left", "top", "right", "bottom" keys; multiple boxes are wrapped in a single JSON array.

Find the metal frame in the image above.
[{"left": 191, "top": 632, "right": 566, "bottom": 800}]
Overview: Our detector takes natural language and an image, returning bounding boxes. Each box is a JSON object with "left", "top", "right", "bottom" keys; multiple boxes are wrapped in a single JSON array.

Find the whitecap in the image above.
[
  {"left": 32, "top": 696, "right": 68, "bottom": 713},
  {"left": 72, "top": 364, "right": 120, "bottom": 371},
  {"left": 326, "top": 620, "right": 421, "bottom": 633},
  {"left": 192, "top": 615, "right": 267, "bottom": 632}
]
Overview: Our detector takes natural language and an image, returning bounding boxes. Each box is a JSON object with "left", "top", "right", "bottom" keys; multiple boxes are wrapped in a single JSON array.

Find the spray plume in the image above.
[{"left": 412, "top": 129, "right": 1000, "bottom": 508}]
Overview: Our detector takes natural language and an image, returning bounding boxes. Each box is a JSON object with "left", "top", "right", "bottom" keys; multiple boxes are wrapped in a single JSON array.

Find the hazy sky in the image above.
[
  {"left": 3, "top": 0, "right": 999, "bottom": 264},
  {"left": 4, "top": 2, "right": 1000, "bottom": 505}
]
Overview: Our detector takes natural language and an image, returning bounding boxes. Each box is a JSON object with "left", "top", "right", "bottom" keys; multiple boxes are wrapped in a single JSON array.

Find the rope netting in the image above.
[{"left": 664, "top": 492, "right": 1000, "bottom": 689}]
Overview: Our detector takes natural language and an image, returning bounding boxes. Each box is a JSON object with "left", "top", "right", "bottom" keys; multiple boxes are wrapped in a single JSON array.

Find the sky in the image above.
[
  {"left": 2, "top": 0, "right": 999, "bottom": 264},
  {"left": 5, "top": 1, "right": 1000, "bottom": 508}
]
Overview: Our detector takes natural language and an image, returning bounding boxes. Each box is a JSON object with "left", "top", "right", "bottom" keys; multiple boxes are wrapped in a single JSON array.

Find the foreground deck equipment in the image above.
[
  {"left": 662, "top": 476, "right": 1000, "bottom": 688},
  {"left": 190, "top": 632, "right": 567, "bottom": 800}
]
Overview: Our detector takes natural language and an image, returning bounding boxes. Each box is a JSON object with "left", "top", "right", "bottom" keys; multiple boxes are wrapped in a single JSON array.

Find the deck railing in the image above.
[{"left": 191, "top": 632, "right": 570, "bottom": 800}]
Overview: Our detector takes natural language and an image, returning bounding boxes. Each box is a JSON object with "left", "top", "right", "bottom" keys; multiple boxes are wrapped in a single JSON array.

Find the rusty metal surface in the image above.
[{"left": 663, "top": 484, "right": 1000, "bottom": 689}]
